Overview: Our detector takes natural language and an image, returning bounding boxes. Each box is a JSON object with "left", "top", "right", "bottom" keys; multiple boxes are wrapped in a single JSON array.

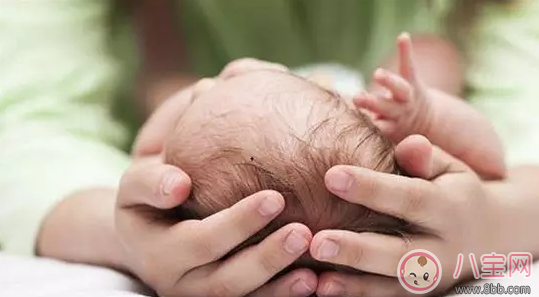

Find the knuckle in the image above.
[
  {"left": 401, "top": 182, "right": 429, "bottom": 217},
  {"left": 189, "top": 229, "right": 221, "bottom": 263},
  {"left": 196, "top": 242, "right": 220, "bottom": 263},
  {"left": 404, "top": 194, "right": 423, "bottom": 216},
  {"left": 258, "top": 249, "right": 287, "bottom": 275},
  {"left": 355, "top": 176, "right": 376, "bottom": 200},
  {"left": 346, "top": 244, "right": 366, "bottom": 270}
]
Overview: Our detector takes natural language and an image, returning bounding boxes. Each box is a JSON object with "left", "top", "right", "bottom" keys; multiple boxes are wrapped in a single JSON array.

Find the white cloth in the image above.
[{"left": 0, "top": 253, "right": 152, "bottom": 297}]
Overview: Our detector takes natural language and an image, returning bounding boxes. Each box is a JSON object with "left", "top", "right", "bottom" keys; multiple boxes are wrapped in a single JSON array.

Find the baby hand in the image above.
[{"left": 354, "top": 33, "right": 433, "bottom": 142}]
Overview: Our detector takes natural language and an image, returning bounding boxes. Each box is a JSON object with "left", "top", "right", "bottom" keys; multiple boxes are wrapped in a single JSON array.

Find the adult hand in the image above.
[
  {"left": 311, "top": 135, "right": 506, "bottom": 297},
  {"left": 115, "top": 157, "right": 316, "bottom": 297}
]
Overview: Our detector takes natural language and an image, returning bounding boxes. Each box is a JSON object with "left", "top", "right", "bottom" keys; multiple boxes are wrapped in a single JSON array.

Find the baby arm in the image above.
[{"left": 355, "top": 34, "right": 506, "bottom": 179}]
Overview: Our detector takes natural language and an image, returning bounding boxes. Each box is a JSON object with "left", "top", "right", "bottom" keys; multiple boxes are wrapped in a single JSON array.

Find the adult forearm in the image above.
[
  {"left": 485, "top": 165, "right": 539, "bottom": 256},
  {"left": 36, "top": 188, "right": 127, "bottom": 272}
]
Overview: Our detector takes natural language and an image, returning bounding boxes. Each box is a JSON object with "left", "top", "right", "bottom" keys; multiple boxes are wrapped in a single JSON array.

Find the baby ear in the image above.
[{"left": 394, "top": 135, "right": 433, "bottom": 179}]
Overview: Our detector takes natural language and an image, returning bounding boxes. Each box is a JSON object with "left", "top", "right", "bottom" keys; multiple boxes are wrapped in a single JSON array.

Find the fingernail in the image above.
[
  {"left": 327, "top": 170, "right": 352, "bottom": 193},
  {"left": 258, "top": 196, "right": 283, "bottom": 217},
  {"left": 162, "top": 172, "right": 182, "bottom": 196},
  {"left": 374, "top": 68, "right": 386, "bottom": 78},
  {"left": 290, "top": 279, "right": 313, "bottom": 297},
  {"left": 325, "top": 280, "right": 345, "bottom": 296},
  {"left": 373, "top": 89, "right": 392, "bottom": 100},
  {"left": 399, "top": 32, "right": 411, "bottom": 40},
  {"left": 317, "top": 239, "right": 339, "bottom": 260},
  {"left": 284, "top": 231, "right": 309, "bottom": 254}
]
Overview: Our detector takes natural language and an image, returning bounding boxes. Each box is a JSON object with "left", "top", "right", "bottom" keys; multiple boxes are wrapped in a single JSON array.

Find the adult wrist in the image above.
[{"left": 37, "top": 188, "right": 129, "bottom": 272}]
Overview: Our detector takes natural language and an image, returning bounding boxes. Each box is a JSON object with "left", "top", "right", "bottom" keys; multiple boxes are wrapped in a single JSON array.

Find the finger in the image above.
[
  {"left": 122, "top": 190, "right": 288, "bottom": 284},
  {"left": 115, "top": 160, "right": 193, "bottom": 248},
  {"left": 325, "top": 165, "right": 436, "bottom": 222},
  {"left": 173, "top": 190, "right": 287, "bottom": 267},
  {"left": 249, "top": 269, "right": 317, "bottom": 297},
  {"left": 220, "top": 58, "right": 289, "bottom": 79},
  {"left": 317, "top": 272, "right": 413, "bottom": 297},
  {"left": 430, "top": 146, "right": 471, "bottom": 178},
  {"left": 311, "top": 231, "right": 408, "bottom": 277},
  {"left": 370, "top": 88, "right": 393, "bottom": 100},
  {"left": 117, "top": 159, "right": 191, "bottom": 209},
  {"left": 397, "top": 32, "right": 418, "bottom": 83},
  {"left": 372, "top": 119, "right": 398, "bottom": 137},
  {"left": 373, "top": 68, "right": 413, "bottom": 103},
  {"left": 191, "top": 77, "right": 217, "bottom": 98},
  {"left": 132, "top": 88, "right": 194, "bottom": 156},
  {"left": 209, "top": 223, "right": 311, "bottom": 297},
  {"left": 358, "top": 107, "right": 378, "bottom": 122},
  {"left": 395, "top": 135, "right": 434, "bottom": 178},
  {"left": 353, "top": 92, "right": 400, "bottom": 119},
  {"left": 395, "top": 135, "right": 469, "bottom": 180},
  {"left": 178, "top": 223, "right": 312, "bottom": 297}
]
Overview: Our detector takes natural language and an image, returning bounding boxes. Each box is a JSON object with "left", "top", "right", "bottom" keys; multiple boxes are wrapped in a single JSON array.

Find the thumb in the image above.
[
  {"left": 395, "top": 135, "right": 468, "bottom": 180},
  {"left": 118, "top": 157, "right": 192, "bottom": 209}
]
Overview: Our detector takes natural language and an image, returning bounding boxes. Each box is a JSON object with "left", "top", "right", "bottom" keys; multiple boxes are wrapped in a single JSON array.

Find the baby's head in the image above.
[{"left": 164, "top": 70, "right": 411, "bottom": 272}]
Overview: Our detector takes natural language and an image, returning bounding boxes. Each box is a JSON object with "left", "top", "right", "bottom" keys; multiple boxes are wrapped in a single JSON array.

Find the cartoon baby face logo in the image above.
[{"left": 398, "top": 249, "right": 442, "bottom": 294}]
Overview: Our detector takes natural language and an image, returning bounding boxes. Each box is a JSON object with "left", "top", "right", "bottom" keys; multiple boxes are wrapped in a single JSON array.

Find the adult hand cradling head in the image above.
[{"left": 116, "top": 58, "right": 523, "bottom": 297}]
